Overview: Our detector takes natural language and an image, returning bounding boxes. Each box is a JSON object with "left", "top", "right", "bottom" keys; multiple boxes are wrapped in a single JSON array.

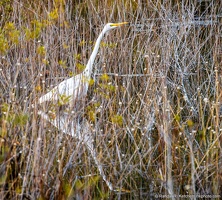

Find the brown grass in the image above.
[{"left": 0, "top": 0, "right": 222, "bottom": 199}]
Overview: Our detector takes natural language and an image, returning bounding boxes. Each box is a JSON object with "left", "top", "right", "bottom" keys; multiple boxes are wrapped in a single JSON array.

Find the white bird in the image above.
[
  {"left": 39, "top": 22, "right": 128, "bottom": 104},
  {"left": 38, "top": 22, "right": 128, "bottom": 191}
]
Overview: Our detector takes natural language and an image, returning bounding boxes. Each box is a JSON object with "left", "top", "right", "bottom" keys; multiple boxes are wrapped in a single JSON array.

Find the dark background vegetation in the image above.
[{"left": 0, "top": 0, "right": 222, "bottom": 199}]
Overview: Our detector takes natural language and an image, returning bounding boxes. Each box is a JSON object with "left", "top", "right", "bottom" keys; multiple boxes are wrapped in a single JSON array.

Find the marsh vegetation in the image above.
[{"left": 0, "top": 0, "right": 222, "bottom": 199}]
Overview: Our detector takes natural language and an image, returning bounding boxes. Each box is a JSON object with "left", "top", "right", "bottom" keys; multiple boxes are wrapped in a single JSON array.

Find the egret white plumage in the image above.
[{"left": 39, "top": 22, "right": 128, "bottom": 104}]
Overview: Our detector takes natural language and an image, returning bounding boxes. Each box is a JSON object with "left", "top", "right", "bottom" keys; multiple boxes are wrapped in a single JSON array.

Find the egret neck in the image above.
[{"left": 83, "top": 30, "right": 105, "bottom": 77}]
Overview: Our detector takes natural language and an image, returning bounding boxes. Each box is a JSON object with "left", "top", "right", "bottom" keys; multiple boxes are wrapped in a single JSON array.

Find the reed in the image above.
[{"left": 0, "top": 0, "right": 221, "bottom": 199}]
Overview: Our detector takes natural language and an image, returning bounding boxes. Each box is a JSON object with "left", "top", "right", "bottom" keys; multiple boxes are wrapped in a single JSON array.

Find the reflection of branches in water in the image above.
[{"left": 38, "top": 111, "right": 113, "bottom": 191}]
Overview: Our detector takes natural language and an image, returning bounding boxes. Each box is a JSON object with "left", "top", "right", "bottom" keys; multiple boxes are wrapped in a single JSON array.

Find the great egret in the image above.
[
  {"left": 39, "top": 22, "right": 128, "bottom": 104},
  {"left": 38, "top": 22, "right": 128, "bottom": 191}
]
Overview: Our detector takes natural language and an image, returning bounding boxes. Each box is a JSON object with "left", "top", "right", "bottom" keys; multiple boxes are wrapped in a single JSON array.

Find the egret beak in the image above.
[{"left": 110, "top": 22, "right": 128, "bottom": 27}]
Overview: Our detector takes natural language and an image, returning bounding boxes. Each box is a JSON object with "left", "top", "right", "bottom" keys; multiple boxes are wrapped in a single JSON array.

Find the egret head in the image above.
[{"left": 103, "top": 22, "right": 128, "bottom": 33}]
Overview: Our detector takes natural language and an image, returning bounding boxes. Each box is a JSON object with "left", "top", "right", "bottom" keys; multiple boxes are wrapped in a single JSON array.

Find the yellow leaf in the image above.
[
  {"left": 58, "top": 60, "right": 67, "bottom": 68},
  {"left": 35, "top": 85, "right": 42, "bottom": 91},
  {"left": 88, "top": 110, "right": 95, "bottom": 122},
  {"left": 48, "top": 8, "right": 59, "bottom": 20},
  {"left": 174, "top": 114, "right": 180, "bottom": 122},
  {"left": 74, "top": 54, "right": 81, "bottom": 60},
  {"left": 111, "top": 115, "right": 123, "bottom": 126},
  {"left": 187, "top": 119, "right": 194, "bottom": 127},
  {"left": 100, "top": 73, "right": 110, "bottom": 81},
  {"left": 37, "top": 46, "right": 46, "bottom": 55},
  {"left": 4, "top": 22, "right": 15, "bottom": 31},
  {"left": 79, "top": 40, "right": 86, "bottom": 46},
  {"left": 76, "top": 63, "right": 86, "bottom": 71},
  {"left": 88, "top": 78, "right": 95, "bottom": 86}
]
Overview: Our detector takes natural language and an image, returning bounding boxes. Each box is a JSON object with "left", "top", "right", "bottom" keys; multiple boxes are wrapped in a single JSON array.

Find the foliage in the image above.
[{"left": 0, "top": 0, "right": 221, "bottom": 199}]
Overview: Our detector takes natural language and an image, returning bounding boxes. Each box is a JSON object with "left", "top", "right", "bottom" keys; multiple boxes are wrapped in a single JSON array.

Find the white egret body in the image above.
[{"left": 39, "top": 22, "right": 128, "bottom": 104}]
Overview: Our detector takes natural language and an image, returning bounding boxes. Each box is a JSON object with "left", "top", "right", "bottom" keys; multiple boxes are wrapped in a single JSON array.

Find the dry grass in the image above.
[{"left": 0, "top": 0, "right": 222, "bottom": 199}]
